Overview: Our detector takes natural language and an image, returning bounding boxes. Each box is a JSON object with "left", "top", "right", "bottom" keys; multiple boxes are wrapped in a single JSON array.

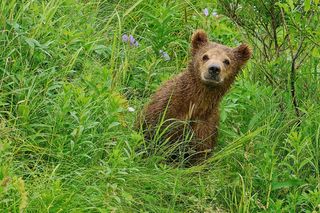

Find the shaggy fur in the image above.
[{"left": 139, "top": 29, "right": 252, "bottom": 164}]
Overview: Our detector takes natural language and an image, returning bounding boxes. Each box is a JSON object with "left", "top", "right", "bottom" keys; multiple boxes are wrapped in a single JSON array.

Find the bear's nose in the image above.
[{"left": 208, "top": 65, "right": 221, "bottom": 77}]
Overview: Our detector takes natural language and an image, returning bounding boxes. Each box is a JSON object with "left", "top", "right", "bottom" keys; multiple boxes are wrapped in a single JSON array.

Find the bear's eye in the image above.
[
  {"left": 202, "top": 54, "right": 209, "bottom": 61},
  {"left": 223, "top": 59, "right": 230, "bottom": 65}
]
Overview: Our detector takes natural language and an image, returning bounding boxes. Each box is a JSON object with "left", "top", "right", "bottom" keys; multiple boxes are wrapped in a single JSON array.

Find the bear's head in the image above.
[{"left": 190, "top": 29, "right": 252, "bottom": 86}]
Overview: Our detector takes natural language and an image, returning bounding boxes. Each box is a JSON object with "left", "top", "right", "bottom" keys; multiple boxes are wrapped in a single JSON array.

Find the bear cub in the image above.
[{"left": 139, "top": 29, "right": 252, "bottom": 164}]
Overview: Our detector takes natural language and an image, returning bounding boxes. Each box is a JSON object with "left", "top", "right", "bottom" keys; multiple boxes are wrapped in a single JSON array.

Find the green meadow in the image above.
[{"left": 1, "top": 0, "right": 319, "bottom": 212}]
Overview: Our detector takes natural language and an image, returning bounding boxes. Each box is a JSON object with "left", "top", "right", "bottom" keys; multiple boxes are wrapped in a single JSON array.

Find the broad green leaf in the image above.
[
  {"left": 312, "top": 48, "right": 320, "bottom": 58},
  {"left": 108, "top": 121, "right": 121, "bottom": 130},
  {"left": 276, "top": 2, "right": 290, "bottom": 13},
  {"left": 304, "top": 0, "right": 311, "bottom": 11},
  {"left": 272, "top": 179, "right": 304, "bottom": 190},
  {"left": 287, "top": 0, "right": 294, "bottom": 11}
]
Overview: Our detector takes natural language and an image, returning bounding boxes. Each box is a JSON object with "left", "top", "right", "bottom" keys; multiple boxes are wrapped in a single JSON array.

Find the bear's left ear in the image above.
[
  {"left": 191, "top": 29, "right": 208, "bottom": 55},
  {"left": 233, "top": 44, "right": 252, "bottom": 66}
]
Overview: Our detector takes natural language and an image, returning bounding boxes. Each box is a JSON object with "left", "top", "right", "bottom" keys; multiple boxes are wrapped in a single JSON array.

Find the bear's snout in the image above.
[{"left": 208, "top": 65, "right": 221, "bottom": 80}]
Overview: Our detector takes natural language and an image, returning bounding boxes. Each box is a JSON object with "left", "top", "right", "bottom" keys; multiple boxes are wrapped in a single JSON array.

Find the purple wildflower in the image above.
[
  {"left": 122, "top": 34, "right": 139, "bottom": 46},
  {"left": 122, "top": 34, "right": 129, "bottom": 42},
  {"left": 129, "top": 35, "right": 135, "bottom": 45},
  {"left": 212, "top": 11, "right": 218, "bottom": 17},
  {"left": 129, "top": 35, "right": 139, "bottom": 46},
  {"left": 163, "top": 52, "right": 170, "bottom": 61},
  {"left": 203, "top": 8, "right": 209, "bottom": 16},
  {"left": 159, "top": 50, "right": 170, "bottom": 61}
]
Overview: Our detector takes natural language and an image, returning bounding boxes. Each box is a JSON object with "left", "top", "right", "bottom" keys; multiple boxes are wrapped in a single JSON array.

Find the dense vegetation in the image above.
[{"left": 1, "top": 0, "right": 319, "bottom": 212}]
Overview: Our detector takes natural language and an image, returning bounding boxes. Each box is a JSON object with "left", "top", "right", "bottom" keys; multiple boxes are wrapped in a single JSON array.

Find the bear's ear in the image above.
[
  {"left": 233, "top": 44, "right": 252, "bottom": 66},
  {"left": 191, "top": 29, "right": 208, "bottom": 55}
]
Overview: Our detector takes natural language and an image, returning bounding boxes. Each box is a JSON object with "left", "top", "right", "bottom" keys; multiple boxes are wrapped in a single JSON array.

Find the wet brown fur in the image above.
[{"left": 139, "top": 29, "right": 252, "bottom": 164}]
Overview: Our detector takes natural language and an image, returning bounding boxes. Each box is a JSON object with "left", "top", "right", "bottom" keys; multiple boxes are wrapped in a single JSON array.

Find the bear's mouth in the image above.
[
  {"left": 201, "top": 73, "right": 224, "bottom": 85},
  {"left": 202, "top": 78, "right": 223, "bottom": 85}
]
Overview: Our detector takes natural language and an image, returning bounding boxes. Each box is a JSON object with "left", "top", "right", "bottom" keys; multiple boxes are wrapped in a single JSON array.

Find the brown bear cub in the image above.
[{"left": 139, "top": 29, "right": 252, "bottom": 164}]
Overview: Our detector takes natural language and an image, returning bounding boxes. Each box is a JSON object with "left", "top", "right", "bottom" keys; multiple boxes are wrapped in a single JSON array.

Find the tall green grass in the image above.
[{"left": 1, "top": 0, "right": 319, "bottom": 212}]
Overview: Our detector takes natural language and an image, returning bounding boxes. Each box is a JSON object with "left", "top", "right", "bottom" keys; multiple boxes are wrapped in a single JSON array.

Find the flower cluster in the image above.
[
  {"left": 159, "top": 50, "right": 170, "bottom": 61},
  {"left": 122, "top": 33, "right": 170, "bottom": 61},
  {"left": 203, "top": 8, "right": 218, "bottom": 17},
  {"left": 122, "top": 34, "right": 139, "bottom": 46}
]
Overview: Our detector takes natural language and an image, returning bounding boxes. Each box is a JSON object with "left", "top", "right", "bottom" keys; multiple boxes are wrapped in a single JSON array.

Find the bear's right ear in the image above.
[
  {"left": 191, "top": 29, "right": 208, "bottom": 55},
  {"left": 233, "top": 44, "right": 252, "bottom": 66}
]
